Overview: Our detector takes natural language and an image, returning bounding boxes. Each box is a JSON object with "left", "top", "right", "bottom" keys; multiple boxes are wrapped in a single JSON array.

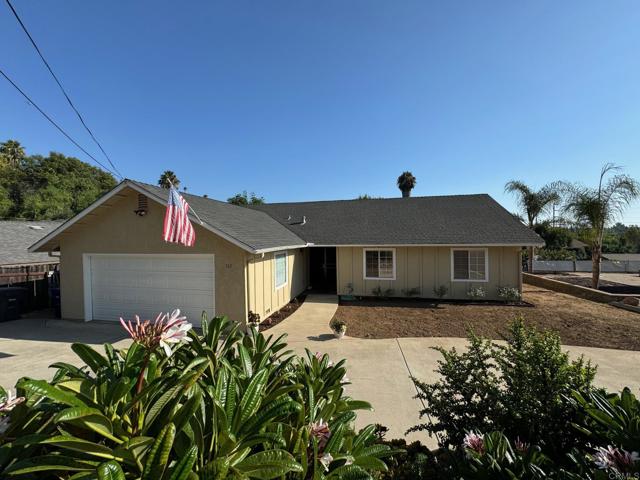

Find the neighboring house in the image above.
[
  {"left": 0, "top": 220, "right": 62, "bottom": 286},
  {"left": 30, "top": 180, "right": 543, "bottom": 325}
]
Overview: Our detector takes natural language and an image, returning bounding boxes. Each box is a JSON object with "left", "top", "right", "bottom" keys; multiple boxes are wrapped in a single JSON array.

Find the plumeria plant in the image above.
[{"left": 0, "top": 310, "right": 394, "bottom": 479}]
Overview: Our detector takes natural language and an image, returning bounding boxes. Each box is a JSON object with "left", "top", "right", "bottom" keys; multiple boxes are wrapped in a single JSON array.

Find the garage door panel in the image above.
[
  {"left": 91, "top": 271, "right": 213, "bottom": 292},
  {"left": 89, "top": 255, "right": 214, "bottom": 325}
]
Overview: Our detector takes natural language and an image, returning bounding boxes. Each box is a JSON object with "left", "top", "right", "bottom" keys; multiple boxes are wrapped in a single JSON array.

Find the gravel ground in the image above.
[{"left": 333, "top": 284, "right": 640, "bottom": 350}]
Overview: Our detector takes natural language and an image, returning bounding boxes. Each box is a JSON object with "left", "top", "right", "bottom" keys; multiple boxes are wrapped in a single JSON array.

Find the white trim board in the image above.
[
  {"left": 362, "top": 247, "right": 397, "bottom": 281},
  {"left": 309, "top": 243, "right": 542, "bottom": 248},
  {"left": 450, "top": 247, "right": 489, "bottom": 283},
  {"left": 273, "top": 251, "right": 288, "bottom": 290}
]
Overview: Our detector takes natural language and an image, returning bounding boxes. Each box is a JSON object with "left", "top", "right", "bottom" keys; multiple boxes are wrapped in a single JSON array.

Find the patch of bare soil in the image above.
[
  {"left": 333, "top": 285, "right": 640, "bottom": 351},
  {"left": 260, "top": 295, "right": 307, "bottom": 331}
]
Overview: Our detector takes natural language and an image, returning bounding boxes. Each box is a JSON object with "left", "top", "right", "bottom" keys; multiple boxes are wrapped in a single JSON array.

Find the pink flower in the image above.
[
  {"left": 463, "top": 432, "right": 485, "bottom": 455},
  {"left": 594, "top": 446, "right": 639, "bottom": 473},
  {"left": 514, "top": 437, "right": 529, "bottom": 454},
  {"left": 310, "top": 419, "right": 331, "bottom": 450},
  {"left": 0, "top": 390, "right": 25, "bottom": 412},
  {"left": 120, "top": 309, "right": 192, "bottom": 357}
]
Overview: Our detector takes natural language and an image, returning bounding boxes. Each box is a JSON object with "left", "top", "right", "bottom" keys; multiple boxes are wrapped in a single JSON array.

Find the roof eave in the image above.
[{"left": 28, "top": 180, "right": 262, "bottom": 254}]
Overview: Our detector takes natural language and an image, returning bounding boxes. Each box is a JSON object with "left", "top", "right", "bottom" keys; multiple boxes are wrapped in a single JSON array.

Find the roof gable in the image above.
[{"left": 30, "top": 181, "right": 307, "bottom": 254}]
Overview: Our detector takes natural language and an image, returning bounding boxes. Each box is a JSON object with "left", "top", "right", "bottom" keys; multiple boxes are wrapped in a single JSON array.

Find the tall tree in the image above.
[
  {"left": 397, "top": 171, "right": 417, "bottom": 197},
  {"left": 228, "top": 191, "right": 265, "bottom": 206},
  {"left": 563, "top": 164, "right": 639, "bottom": 288},
  {"left": 505, "top": 180, "right": 560, "bottom": 272},
  {"left": 158, "top": 170, "right": 180, "bottom": 189},
  {"left": 0, "top": 139, "right": 116, "bottom": 220},
  {"left": 0, "top": 140, "right": 25, "bottom": 167}
]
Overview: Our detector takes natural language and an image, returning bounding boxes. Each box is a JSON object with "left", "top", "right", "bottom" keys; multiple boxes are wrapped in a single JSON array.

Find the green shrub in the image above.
[
  {"left": 497, "top": 319, "right": 596, "bottom": 455},
  {"left": 459, "top": 431, "right": 551, "bottom": 479},
  {"left": 467, "top": 286, "right": 486, "bottom": 300},
  {"left": 408, "top": 334, "right": 501, "bottom": 448},
  {"left": 401, "top": 287, "right": 421, "bottom": 297},
  {"left": 409, "top": 318, "right": 596, "bottom": 461},
  {"left": 497, "top": 286, "right": 521, "bottom": 303},
  {"left": 432, "top": 285, "right": 448, "bottom": 306},
  {"left": 0, "top": 313, "right": 395, "bottom": 478}
]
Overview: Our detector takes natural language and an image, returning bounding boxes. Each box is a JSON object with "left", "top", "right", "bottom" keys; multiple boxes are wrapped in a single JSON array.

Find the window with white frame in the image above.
[
  {"left": 274, "top": 252, "right": 288, "bottom": 289},
  {"left": 452, "top": 248, "right": 488, "bottom": 281},
  {"left": 364, "top": 249, "right": 395, "bottom": 280}
]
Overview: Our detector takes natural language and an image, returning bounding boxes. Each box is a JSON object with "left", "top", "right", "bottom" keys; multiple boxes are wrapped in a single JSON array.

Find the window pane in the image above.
[
  {"left": 378, "top": 250, "right": 394, "bottom": 278},
  {"left": 275, "top": 254, "right": 287, "bottom": 287},
  {"left": 453, "top": 250, "right": 469, "bottom": 280},
  {"left": 365, "top": 250, "right": 379, "bottom": 278},
  {"left": 469, "top": 250, "right": 486, "bottom": 280}
]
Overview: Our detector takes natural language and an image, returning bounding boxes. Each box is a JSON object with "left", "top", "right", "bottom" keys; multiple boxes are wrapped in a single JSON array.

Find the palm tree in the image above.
[
  {"left": 563, "top": 164, "right": 639, "bottom": 289},
  {"left": 0, "top": 140, "right": 26, "bottom": 167},
  {"left": 397, "top": 171, "right": 417, "bottom": 197},
  {"left": 158, "top": 170, "right": 180, "bottom": 189},
  {"left": 505, "top": 180, "right": 560, "bottom": 272}
]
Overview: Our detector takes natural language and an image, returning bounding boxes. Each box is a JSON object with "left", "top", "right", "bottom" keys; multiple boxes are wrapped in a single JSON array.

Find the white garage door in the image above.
[{"left": 87, "top": 254, "right": 214, "bottom": 326}]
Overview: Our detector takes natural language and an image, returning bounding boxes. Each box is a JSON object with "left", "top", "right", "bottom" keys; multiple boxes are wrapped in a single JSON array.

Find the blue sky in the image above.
[{"left": 2, "top": 1, "right": 640, "bottom": 224}]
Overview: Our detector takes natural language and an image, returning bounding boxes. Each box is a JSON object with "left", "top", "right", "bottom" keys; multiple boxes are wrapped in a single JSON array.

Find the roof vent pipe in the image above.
[{"left": 301, "top": 216, "right": 306, "bottom": 225}]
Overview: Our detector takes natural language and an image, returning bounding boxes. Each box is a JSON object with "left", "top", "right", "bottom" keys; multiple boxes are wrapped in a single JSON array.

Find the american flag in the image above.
[{"left": 163, "top": 187, "right": 195, "bottom": 246}]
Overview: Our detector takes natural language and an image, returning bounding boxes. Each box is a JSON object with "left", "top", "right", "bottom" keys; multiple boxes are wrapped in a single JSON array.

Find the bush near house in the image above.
[
  {"left": 396, "top": 317, "right": 640, "bottom": 479},
  {"left": 0, "top": 313, "right": 396, "bottom": 479}
]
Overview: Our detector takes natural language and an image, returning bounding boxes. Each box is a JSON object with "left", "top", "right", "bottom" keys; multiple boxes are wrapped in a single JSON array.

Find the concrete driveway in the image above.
[
  {"left": 264, "top": 295, "right": 640, "bottom": 445},
  {"left": 2, "top": 298, "right": 640, "bottom": 447}
]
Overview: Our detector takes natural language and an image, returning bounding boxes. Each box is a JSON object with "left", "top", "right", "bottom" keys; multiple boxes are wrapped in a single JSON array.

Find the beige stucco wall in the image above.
[
  {"left": 336, "top": 246, "right": 521, "bottom": 300},
  {"left": 58, "top": 188, "right": 248, "bottom": 323},
  {"left": 246, "top": 248, "right": 309, "bottom": 321}
]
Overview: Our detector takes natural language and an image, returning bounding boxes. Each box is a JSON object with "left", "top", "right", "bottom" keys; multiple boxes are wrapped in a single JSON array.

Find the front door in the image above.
[{"left": 309, "top": 247, "right": 337, "bottom": 293}]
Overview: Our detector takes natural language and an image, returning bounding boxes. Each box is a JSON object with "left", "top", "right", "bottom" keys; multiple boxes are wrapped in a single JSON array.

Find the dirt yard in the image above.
[{"left": 333, "top": 285, "right": 640, "bottom": 350}]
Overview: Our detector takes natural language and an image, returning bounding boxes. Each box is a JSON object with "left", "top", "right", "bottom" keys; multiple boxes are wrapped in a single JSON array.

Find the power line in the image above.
[
  {"left": 0, "top": 67, "right": 118, "bottom": 177},
  {"left": 5, "top": 0, "right": 123, "bottom": 179}
]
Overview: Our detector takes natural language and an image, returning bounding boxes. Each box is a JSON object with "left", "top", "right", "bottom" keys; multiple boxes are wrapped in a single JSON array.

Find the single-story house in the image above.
[{"left": 29, "top": 180, "right": 543, "bottom": 325}]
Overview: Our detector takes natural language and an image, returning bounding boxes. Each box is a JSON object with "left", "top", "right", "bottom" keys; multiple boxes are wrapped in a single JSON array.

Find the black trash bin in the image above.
[{"left": 0, "top": 287, "right": 28, "bottom": 322}]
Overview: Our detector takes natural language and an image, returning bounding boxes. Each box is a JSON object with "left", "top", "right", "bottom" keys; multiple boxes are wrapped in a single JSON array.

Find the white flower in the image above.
[
  {"left": 159, "top": 321, "right": 193, "bottom": 357},
  {"left": 319, "top": 453, "right": 333, "bottom": 471}
]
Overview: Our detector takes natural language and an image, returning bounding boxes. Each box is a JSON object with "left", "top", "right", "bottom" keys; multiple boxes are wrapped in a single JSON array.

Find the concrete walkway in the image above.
[
  {"left": 265, "top": 294, "right": 640, "bottom": 445},
  {"left": 2, "top": 297, "right": 639, "bottom": 447}
]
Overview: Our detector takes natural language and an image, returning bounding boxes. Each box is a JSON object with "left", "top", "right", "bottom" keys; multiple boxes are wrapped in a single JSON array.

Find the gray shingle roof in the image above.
[
  {"left": 0, "top": 220, "right": 64, "bottom": 266},
  {"left": 131, "top": 181, "right": 306, "bottom": 252},
  {"left": 252, "top": 194, "right": 543, "bottom": 246}
]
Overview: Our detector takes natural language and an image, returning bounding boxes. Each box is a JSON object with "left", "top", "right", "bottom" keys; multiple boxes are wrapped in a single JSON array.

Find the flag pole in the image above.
[{"left": 167, "top": 179, "right": 204, "bottom": 225}]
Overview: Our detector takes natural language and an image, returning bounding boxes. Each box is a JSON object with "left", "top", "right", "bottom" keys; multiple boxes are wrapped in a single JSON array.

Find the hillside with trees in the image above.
[{"left": 0, "top": 139, "right": 116, "bottom": 220}]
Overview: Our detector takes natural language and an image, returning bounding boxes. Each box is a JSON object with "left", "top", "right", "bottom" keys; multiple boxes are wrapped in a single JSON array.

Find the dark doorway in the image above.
[{"left": 309, "top": 247, "right": 337, "bottom": 294}]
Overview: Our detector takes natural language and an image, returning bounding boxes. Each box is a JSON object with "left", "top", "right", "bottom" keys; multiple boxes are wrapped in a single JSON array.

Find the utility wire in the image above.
[
  {"left": 5, "top": 0, "right": 123, "bottom": 179},
  {"left": 0, "top": 67, "right": 119, "bottom": 177}
]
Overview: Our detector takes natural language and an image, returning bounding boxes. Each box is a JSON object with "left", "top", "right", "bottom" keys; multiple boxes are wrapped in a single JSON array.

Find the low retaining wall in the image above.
[{"left": 523, "top": 273, "right": 627, "bottom": 304}]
